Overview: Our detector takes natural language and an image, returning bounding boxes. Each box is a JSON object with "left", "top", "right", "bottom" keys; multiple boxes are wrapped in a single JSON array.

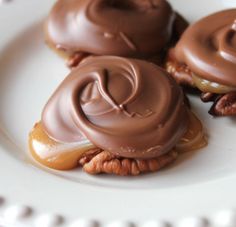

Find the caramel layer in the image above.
[
  {"left": 29, "top": 123, "right": 96, "bottom": 170},
  {"left": 192, "top": 74, "right": 236, "bottom": 94},
  {"left": 29, "top": 111, "right": 206, "bottom": 170},
  {"left": 176, "top": 111, "right": 207, "bottom": 153}
]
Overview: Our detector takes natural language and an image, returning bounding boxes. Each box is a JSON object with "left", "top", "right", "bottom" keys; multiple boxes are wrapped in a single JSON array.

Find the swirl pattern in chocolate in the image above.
[
  {"left": 46, "top": 0, "right": 176, "bottom": 58},
  {"left": 42, "top": 56, "right": 188, "bottom": 159},
  {"left": 174, "top": 9, "right": 236, "bottom": 87}
]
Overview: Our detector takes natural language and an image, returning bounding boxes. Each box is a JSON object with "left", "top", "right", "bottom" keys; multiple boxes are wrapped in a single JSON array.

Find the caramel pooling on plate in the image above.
[
  {"left": 176, "top": 111, "right": 207, "bottom": 153},
  {"left": 29, "top": 123, "right": 96, "bottom": 170}
]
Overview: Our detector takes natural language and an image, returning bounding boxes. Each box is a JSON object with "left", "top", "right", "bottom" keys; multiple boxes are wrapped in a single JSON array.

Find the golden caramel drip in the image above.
[
  {"left": 29, "top": 111, "right": 207, "bottom": 171},
  {"left": 29, "top": 123, "right": 96, "bottom": 170},
  {"left": 192, "top": 74, "right": 236, "bottom": 94},
  {"left": 176, "top": 111, "right": 207, "bottom": 153}
]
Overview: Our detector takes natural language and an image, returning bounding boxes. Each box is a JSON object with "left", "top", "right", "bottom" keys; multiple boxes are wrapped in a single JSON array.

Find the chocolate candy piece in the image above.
[
  {"left": 174, "top": 9, "right": 236, "bottom": 87},
  {"left": 42, "top": 56, "right": 188, "bottom": 159},
  {"left": 46, "top": 0, "right": 180, "bottom": 59}
]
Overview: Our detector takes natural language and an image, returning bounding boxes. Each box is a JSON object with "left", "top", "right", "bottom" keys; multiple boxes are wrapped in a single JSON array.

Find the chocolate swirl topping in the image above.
[
  {"left": 46, "top": 0, "right": 175, "bottom": 58},
  {"left": 174, "top": 9, "right": 236, "bottom": 87},
  {"left": 42, "top": 56, "right": 188, "bottom": 159}
]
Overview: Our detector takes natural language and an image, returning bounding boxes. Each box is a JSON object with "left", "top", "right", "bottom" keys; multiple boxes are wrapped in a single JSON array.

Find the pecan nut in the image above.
[
  {"left": 209, "top": 91, "right": 236, "bottom": 116},
  {"left": 165, "top": 50, "right": 194, "bottom": 87},
  {"left": 79, "top": 150, "right": 178, "bottom": 176}
]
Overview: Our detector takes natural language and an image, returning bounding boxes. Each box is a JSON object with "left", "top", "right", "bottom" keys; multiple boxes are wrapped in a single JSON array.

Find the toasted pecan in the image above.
[
  {"left": 209, "top": 92, "right": 236, "bottom": 116},
  {"left": 79, "top": 150, "right": 178, "bottom": 176},
  {"left": 165, "top": 51, "right": 194, "bottom": 87}
]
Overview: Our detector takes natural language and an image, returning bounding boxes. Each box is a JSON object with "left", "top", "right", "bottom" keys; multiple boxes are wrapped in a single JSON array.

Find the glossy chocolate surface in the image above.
[
  {"left": 46, "top": 0, "right": 176, "bottom": 58},
  {"left": 29, "top": 111, "right": 206, "bottom": 170},
  {"left": 175, "top": 9, "right": 236, "bottom": 87},
  {"left": 42, "top": 56, "right": 188, "bottom": 159}
]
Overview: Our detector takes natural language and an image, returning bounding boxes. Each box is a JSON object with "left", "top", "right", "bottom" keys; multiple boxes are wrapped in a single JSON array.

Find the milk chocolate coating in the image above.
[
  {"left": 42, "top": 56, "right": 188, "bottom": 159},
  {"left": 46, "top": 0, "right": 176, "bottom": 58},
  {"left": 174, "top": 9, "right": 236, "bottom": 87}
]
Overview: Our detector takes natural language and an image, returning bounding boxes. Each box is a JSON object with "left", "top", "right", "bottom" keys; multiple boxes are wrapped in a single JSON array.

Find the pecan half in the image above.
[
  {"left": 79, "top": 150, "right": 178, "bottom": 176},
  {"left": 209, "top": 91, "right": 236, "bottom": 116},
  {"left": 165, "top": 51, "right": 194, "bottom": 87},
  {"left": 78, "top": 149, "right": 102, "bottom": 165}
]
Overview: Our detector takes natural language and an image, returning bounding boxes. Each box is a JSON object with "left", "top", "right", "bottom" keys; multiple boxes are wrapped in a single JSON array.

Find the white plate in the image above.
[{"left": 0, "top": 0, "right": 236, "bottom": 226}]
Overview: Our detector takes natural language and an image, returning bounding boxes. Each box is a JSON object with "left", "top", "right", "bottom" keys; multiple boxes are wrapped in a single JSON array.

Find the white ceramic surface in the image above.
[{"left": 0, "top": 0, "right": 236, "bottom": 226}]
